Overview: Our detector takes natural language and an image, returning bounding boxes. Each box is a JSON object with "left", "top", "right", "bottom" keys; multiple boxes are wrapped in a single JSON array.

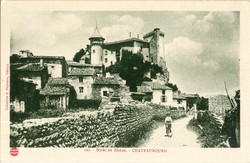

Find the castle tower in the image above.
[
  {"left": 143, "top": 28, "right": 165, "bottom": 64},
  {"left": 143, "top": 28, "right": 169, "bottom": 83},
  {"left": 89, "top": 25, "right": 105, "bottom": 65}
]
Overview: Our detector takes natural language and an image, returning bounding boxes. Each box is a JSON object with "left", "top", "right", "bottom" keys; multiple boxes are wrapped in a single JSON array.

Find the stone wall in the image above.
[{"left": 10, "top": 103, "right": 185, "bottom": 148}]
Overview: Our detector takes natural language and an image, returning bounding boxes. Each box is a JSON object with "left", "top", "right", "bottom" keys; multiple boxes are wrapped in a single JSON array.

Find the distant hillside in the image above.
[{"left": 208, "top": 95, "right": 232, "bottom": 116}]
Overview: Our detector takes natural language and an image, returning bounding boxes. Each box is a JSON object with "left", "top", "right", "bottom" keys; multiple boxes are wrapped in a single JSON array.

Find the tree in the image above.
[
  {"left": 151, "top": 64, "right": 164, "bottom": 79},
  {"left": 73, "top": 48, "right": 85, "bottom": 62},
  {"left": 167, "top": 83, "right": 178, "bottom": 92},
  {"left": 106, "top": 49, "right": 167, "bottom": 92},
  {"left": 196, "top": 97, "right": 209, "bottom": 110},
  {"left": 106, "top": 50, "right": 148, "bottom": 92}
]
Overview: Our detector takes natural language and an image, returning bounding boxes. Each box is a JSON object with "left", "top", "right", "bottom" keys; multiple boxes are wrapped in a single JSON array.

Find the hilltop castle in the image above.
[{"left": 87, "top": 26, "right": 166, "bottom": 68}]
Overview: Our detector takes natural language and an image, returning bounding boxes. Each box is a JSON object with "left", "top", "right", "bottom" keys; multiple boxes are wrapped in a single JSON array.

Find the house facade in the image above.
[
  {"left": 182, "top": 93, "right": 199, "bottom": 111},
  {"left": 40, "top": 78, "right": 72, "bottom": 109},
  {"left": 67, "top": 68, "right": 96, "bottom": 100},
  {"left": 10, "top": 78, "right": 38, "bottom": 112},
  {"left": 173, "top": 93, "right": 187, "bottom": 111},
  {"left": 12, "top": 51, "right": 67, "bottom": 78},
  {"left": 144, "top": 82, "right": 173, "bottom": 106},
  {"left": 92, "top": 76, "right": 120, "bottom": 101},
  {"left": 103, "top": 38, "right": 150, "bottom": 67},
  {"left": 13, "top": 62, "right": 48, "bottom": 89},
  {"left": 137, "top": 85, "right": 153, "bottom": 102}
]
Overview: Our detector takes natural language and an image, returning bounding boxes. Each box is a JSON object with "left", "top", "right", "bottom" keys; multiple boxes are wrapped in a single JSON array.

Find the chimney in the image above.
[
  {"left": 40, "top": 59, "right": 44, "bottom": 67},
  {"left": 129, "top": 32, "right": 131, "bottom": 38},
  {"left": 137, "top": 34, "right": 139, "bottom": 38}
]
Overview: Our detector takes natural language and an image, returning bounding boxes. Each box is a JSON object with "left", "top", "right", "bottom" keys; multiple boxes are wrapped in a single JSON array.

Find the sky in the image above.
[{"left": 10, "top": 11, "right": 240, "bottom": 96}]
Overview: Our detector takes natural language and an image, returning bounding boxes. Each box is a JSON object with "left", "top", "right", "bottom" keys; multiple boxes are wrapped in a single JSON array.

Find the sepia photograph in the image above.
[{"left": 1, "top": 1, "right": 250, "bottom": 162}]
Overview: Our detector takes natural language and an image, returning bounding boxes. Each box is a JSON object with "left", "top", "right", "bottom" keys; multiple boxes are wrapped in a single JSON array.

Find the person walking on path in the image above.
[{"left": 165, "top": 113, "right": 173, "bottom": 136}]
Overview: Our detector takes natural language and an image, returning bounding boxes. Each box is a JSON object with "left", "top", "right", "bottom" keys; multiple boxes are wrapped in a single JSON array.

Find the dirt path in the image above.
[{"left": 139, "top": 116, "right": 201, "bottom": 148}]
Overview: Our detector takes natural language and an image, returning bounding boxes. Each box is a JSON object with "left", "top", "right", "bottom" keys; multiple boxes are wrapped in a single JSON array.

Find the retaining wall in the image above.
[{"left": 10, "top": 103, "right": 185, "bottom": 148}]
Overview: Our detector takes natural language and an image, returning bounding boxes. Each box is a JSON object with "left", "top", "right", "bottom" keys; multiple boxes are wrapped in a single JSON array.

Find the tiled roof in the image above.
[
  {"left": 67, "top": 61, "right": 102, "bottom": 67},
  {"left": 18, "top": 78, "right": 37, "bottom": 85},
  {"left": 30, "top": 56, "right": 65, "bottom": 60},
  {"left": 144, "top": 82, "right": 172, "bottom": 90},
  {"left": 104, "top": 37, "right": 148, "bottom": 46},
  {"left": 47, "top": 78, "right": 68, "bottom": 86},
  {"left": 173, "top": 93, "right": 187, "bottom": 100},
  {"left": 137, "top": 85, "right": 153, "bottom": 93},
  {"left": 40, "top": 85, "right": 69, "bottom": 95},
  {"left": 68, "top": 68, "right": 96, "bottom": 76},
  {"left": 16, "top": 63, "right": 45, "bottom": 71},
  {"left": 131, "top": 92, "right": 146, "bottom": 95},
  {"left": 93, "top": 76, "right": 120, "bottom": 85},
  {"left": 182, "top": 93, "right": 199, "bottom": 98}
]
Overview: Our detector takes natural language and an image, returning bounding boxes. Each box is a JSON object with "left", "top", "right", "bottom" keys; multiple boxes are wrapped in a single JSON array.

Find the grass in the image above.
[{"left": 187, "top": 117, "right": 228, "bottom": 148}]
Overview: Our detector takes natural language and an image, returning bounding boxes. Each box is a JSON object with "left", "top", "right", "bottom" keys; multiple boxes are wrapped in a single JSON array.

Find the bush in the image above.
[
  {"left": 170, "top": 107, "right": 178, "bottom": 110},
  {"left": 29, "top": 108, "right": 65, "bottom": 119},
  {"left": 10, "top": 110, "right": 30, "bottom": 123},
  {"left": 73, "top": 99, "right": 101, "bottom": 109},
  {"left": 187, "top": 112, "right": 228, "bottom": 148}
]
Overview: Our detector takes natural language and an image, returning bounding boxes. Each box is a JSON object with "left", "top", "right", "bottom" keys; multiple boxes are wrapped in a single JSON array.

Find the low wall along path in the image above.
[{"left": 10, "top": 103, "right": 186, "bottom": 148}]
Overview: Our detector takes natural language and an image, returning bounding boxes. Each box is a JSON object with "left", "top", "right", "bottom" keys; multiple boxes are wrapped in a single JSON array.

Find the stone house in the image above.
[
  {"left": 182, "top": 93, "right": 199, "bottom": 111},
  {"left": 13, "top": 62, "right": 48, "bottom": 89},
  {"left": 144, "top": 82, "right": 173, "bottom": 106},
  {"left": 39, "top": 78, "right": 73, "bottom": 109},
  {"left": 173, "top": 93, "right": 187, "bottom": 111},
  {"left": 11, "top": 52, "right": 67, "bottom": 78},
  {"left": 92, "top": 76, "right": 120, "bottom": 101},
  {"left": 136, "top": 85, "right": 153, "bottom": 102},
  {"left": 67, "top": 68, "right": 96, "bottom": 100},
  {"left": 10, "top": 77, "right": 38, "bottom": 112}
]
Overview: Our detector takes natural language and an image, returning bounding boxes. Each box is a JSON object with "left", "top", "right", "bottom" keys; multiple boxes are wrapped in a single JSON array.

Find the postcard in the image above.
[{"left": 1, "top": 1, "right": 250, "bottom": 162}]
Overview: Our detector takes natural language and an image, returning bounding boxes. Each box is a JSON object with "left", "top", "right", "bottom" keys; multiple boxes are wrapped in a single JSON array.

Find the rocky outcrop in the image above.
[{"left": 208, "top": 95, "right": 231, "bottom": 116}]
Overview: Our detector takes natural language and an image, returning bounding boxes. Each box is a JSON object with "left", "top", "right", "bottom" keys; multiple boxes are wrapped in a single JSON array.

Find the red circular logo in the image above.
[{"left": 10, "top": 147, "right": 19, "bottom": 156}]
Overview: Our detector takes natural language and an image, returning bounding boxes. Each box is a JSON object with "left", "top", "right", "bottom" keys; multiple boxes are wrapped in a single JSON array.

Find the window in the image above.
[
  {"left": 79, "top": 87, "right": 84, "bottom": 93},
  {"left": 162, "top": 90, "right": 165, "bottom": 95},
  {"left": 51, "top": 65, "right": 55, "bottom": 68},
  {"left": 105, "top": 58, "right": 108, "bottom": 63},
  {"left": 105, "top": 51, "right": 108, "bottom": 55},
  {"left": 161, "top": 95, "right": 167, "bottom": 102},
  {"left": 93, "top": 49, "right": 95, "bottom": 53},
  {"left": 177, "top": 99, "right": 182, "bottom": 104},
  {"left": 79, "top": 77, "right": 83, "bottom": 83},
  {"left": 103, "top": 90, "right": 108, "bottom": 97}
]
